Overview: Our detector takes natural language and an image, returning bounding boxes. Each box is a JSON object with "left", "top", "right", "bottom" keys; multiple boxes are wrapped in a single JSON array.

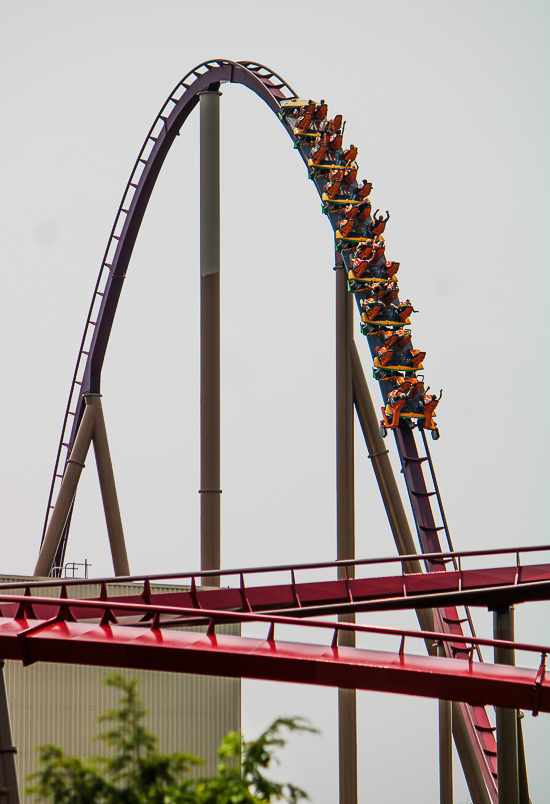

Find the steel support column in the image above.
[
  {"left": 336, "top": 264, "right": 354, "bottom": 571},
  {"left": 200, "top": 89, "right": 222, "bottom": 587},
  {"left": 35, "top": 394, "right": 129, "bottom": 578},
  {"left": 494, "top": 607, "right": 519, "bottom": 804},
  {"left": 335, "top": 264, "right": 356, "bottom": 804},
  {"left": 438, "top": 642, "right": 453, "bottom": 803},
  {"left": 0, "top": 661, "right": 19, "bottom": 804},
  {"left": 517, "top": 712, "right": 530, "bottom": 804},
  {"left": 34, "top": 402, "right": 96, "bottom": 577},
  {"left": 86, "top": 395, "right": 130, "bottom": 576}
]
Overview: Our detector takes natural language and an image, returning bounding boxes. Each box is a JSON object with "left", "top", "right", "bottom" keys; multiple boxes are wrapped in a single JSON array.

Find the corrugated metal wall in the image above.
[{"left": 0, "top": 577, "right": 240, "bottom": 802}]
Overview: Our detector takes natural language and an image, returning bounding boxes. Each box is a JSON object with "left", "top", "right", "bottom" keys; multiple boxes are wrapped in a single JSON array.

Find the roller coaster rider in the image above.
[
  {"left": 374, "top": 327, "right": 426, "bottom": 370},
  {"left": 394, "top": 298, "right": 417, "bottom": 322},
  {"left": 370, "top": 209, "right": 390, "bottom": 237},
  {"left": 334, "top": 144, "right": 357, "bottom": 166},
  {"left": 290, "top": 94, "right": 442, "bottom": 433},
  {"left": 337, "top": 200, "right": 372, "bottom": 238},
  {"left": 349, "top": 239, "right": 374, "bottom": 278},
  {"left": 350, "top": 178, "right": 372, "bottom": 201},
  {"left": 310, "top": 132, "right": 330, "bottom": 166},
  {"left": 421, "top": 389, "right": 442, "bottom": 431},
  {"left": 324, "top": 170, "right": 344, "bottom": 200},
  {"left": 341, "top": 167, "right": 358, "bottom": 193},
  {"left": 322, "top": 114, "right": 343, "bottom": 136},
  {"left": 295, "top": 100, "right": 316, "bottom": 134},
  {"left": 372, "top": 281, "right": 399, "bottom": 305},
  {"left": 361, "top": 238, "right": 400, "bottom": 280},
  {"left": 314, "top": 99, "right": 328, "bottom": 126}
]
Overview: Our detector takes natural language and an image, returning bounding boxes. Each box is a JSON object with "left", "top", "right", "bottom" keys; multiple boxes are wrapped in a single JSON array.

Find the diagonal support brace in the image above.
[{"left": 34, "top": 394, "right": 129, "bottom": 577}]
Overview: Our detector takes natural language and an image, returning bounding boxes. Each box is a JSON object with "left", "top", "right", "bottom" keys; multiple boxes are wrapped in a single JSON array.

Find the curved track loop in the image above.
[
  {"left": 40, "top": 60, "right": 297, "bottom": 561},
  {"left": 41, "top": 59, "right": 498, "bottom": 803}
]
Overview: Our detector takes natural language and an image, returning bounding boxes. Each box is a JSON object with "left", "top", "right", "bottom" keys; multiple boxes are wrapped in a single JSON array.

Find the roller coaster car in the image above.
[
  {"left": 348, "top": 273, "right": 397, "bottom": 292},
  {"left": 370, "top": 281, "right": 399, "bottom": 305},
  {"left": 373, "top": 346, "right": 426, "bottom": 373},
  {"left": 360, "top": 291, "right": 414, "bottom": 319},
  {"left": 335, "top": 231, "right": 368, "bottom": 251},
  {"left": 348, "top": 270, "right": 398, "bottom": 293},
  {"left": 279, "top": 99, "right": 308, "bottom": 118},
  {"left": 309, "top": 158, "right": 358, "bottom": 177},
  {"left": 322, "top": 194, "right": 354, "bottom": 212},
  {"left": 322, "top": 172, "right": 369, "bottom": 210},
  {"left": 379, "top": 387, "right": 441, "bottom": 438},
  {"left": 373, "top": 330, "right": 425, "bottom": 371},
  {"left": 322, "top": 172, "right": 351, "bottom": 210},
  {"left": 377, "top": 328, "right": 413, "bottom": 350},
  {"left": 293, "top": 100, "right": 329, "bottom": 138},
  {"left": 359, "top": 299, "right": 413, "bottom": 333},
  {"left": 322, "top": 171, "right": 362, "bottom": 210},
  {"left": 336, "top": 201, "right": 372, "bottom": 239},
  {"left": 350, "top": 239, "right": 397, "bottom": 281}
]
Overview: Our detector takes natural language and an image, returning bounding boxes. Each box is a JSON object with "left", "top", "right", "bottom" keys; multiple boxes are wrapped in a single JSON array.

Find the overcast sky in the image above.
[{"left": 1, "top": 1, "right": 550, "bottom": 802}]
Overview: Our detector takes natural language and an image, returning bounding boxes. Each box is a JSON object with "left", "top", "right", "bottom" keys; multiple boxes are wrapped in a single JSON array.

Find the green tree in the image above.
[{"left": 27, "top": 674, "right": 316, "bottom": 804}]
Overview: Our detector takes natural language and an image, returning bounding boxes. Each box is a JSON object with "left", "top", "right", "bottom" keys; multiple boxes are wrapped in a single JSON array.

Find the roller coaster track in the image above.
[
  {"left": 1, "top": 595, "right": 550, "bottom": 718},
  {"left": 35, "top": 59, "right": 535, "bottom": 802},
  {"left": 39, "top": 60, "right": 297, "bottom": 568},
  {"left": 11, "top": 545, "right": 550, "bottom": 622}
]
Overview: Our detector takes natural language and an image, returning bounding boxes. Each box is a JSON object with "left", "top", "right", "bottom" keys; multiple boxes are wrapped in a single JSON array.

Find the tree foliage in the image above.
[{"left": 26, "top": 674, "right": 317, "bottom": 804}]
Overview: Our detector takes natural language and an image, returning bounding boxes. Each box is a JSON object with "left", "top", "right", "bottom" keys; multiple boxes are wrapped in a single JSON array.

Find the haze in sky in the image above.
[{"left": 1, "top": 2, "right": 549, "bottom": 802}]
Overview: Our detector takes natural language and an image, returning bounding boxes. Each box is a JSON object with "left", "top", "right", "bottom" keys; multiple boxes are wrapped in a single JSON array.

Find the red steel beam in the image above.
[
  {"left": 13, "top": 544, "right": 550, "bottom": 596},
  {"left": 2, "top": 617, "right": 549, "bottom": 715},
  {"left": 4, "top": 562, "right": 549, "bottom": 623}
]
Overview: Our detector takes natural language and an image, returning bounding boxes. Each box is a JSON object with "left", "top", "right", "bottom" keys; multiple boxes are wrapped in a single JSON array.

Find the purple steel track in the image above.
[{"left": 41, "top": 60, "right": 298, "bottom": 567}]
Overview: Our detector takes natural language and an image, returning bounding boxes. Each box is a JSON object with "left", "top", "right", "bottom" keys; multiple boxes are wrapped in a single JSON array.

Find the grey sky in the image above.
[{"left": 1, "top": 1, "right": 549, "bottom": 801}]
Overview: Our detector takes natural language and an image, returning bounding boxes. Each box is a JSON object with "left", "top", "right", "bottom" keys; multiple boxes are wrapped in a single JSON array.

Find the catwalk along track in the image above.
[{"left": 33, "top": 60, "right": 540, "bottom": 804}]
